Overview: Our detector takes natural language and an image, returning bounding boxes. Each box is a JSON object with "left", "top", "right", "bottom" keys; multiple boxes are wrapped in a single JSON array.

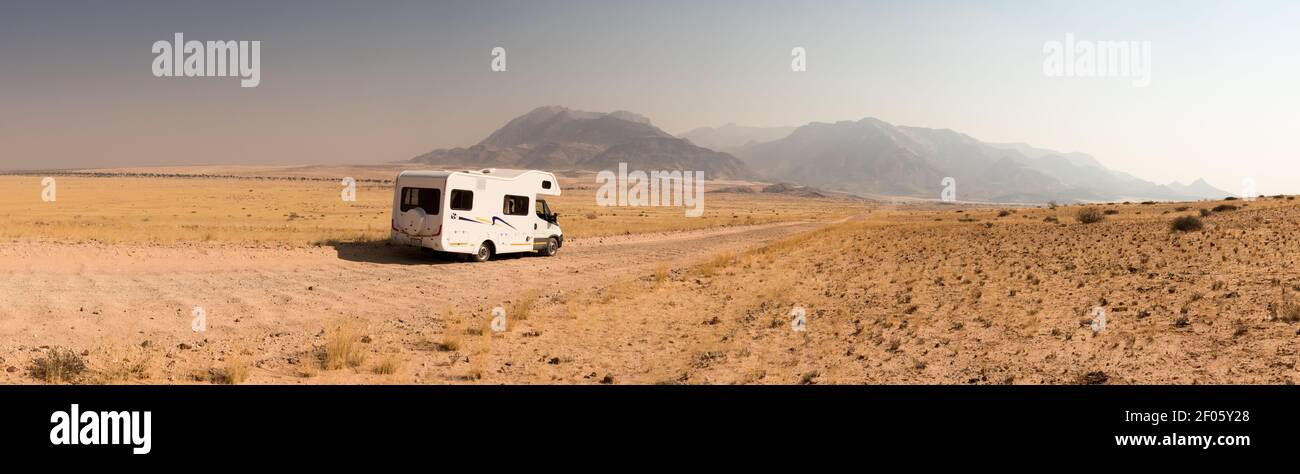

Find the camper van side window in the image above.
[
  {"left": 400, "top": 187, "right": 440, "bottom": 214},
  {"left": 503, "top": 195, "right": 529, "bottom": 216},
  {"left": 450, "top": 189, "right": 474, "bottom": 211},
  {"left": 542, "top": 180, "right": 552, "bottom": 190}
]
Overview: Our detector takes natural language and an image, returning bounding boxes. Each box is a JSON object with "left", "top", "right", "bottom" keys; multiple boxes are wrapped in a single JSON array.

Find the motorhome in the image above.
[{"left": 391, "top": 168, "right": 563, "bottom": 262}]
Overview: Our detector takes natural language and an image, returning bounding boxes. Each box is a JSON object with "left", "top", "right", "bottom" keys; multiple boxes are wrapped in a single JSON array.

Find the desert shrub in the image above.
[
  {"left": 1170, "top": 215, "right": 1203, "bottom": 232},
  {"left": 1282, "top": 303, "right": 1300, "bottom": 323},
  {"left": 220, "top": 353, "right": 250, "bottom": 384},
  {"left": 1280, "top": 290, "right": 1300, "bottom": 323},
  {"left": 997, "top": 210, "right": 1012, "bottom": 217},
  {"left": 1103, "top": 209, "right": 1119, "bottom": 215},
  {"left": 1212, "top": 204, "right": 1239, "bottom": 213},
  {"left": 1075, "top": 207, "right": 1104, "bottom": 224},
  {"left": 1199, "top": 208, "right": 1212, "bottom": 217},
  {"left": 30, "top": 347, "right": 87, "bottom": 383},
  {"left": 1173, "top": 206, "right": 1190, "bottom": 212}
]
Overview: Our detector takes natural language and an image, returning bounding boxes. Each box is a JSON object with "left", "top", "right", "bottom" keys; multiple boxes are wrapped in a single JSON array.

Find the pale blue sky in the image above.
[{"left": 2, "top": 0, "right": 1297, "bottom": 193}]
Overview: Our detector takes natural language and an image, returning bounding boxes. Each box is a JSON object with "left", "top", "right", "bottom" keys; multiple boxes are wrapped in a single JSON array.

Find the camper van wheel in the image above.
[
  {"left": 543, "top": 237, "right": 559, "bottom": 257},
  {"left": 471, "top": 242, "right": 494, "bottom": 262}
]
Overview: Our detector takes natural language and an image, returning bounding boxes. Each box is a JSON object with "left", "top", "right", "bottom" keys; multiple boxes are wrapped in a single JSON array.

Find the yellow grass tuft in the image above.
[
  {"left": 323, "top": 319, "right": 367, "bottom": 369},
  {"left": 372, "top": 355, "right": 402, "bottom": 375},
  {"left": 220, "top": 350, "right": 251, "bottom": 384},
  {"left": 90, "top": 344, "right": 156, "bottom": 384}
]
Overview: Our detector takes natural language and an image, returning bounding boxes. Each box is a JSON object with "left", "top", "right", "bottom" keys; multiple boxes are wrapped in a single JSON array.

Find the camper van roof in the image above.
[{"left": 399, "top": 168, "right": 551, "bottom": 180}]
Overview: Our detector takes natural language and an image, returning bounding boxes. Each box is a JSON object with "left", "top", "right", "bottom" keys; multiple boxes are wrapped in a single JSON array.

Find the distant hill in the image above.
[
  {"left": 410, "top": 106, "right": 757, "bottom": 180},
  {"left": 678, "top": 124, "right": 797, "bottom": 152},
  {"left": 732, "top": 117, "right": 1230, "bottom": 203}
]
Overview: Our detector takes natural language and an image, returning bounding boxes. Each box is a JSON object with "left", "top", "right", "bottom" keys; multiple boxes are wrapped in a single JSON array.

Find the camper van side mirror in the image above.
[{"left": 548, "top": 212, "right": 559, "bottom": 223}]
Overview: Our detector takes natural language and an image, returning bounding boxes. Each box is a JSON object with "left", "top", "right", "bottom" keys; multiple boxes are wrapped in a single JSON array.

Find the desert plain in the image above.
[{"left": 1, "top": 165, "right": 1297, "bottom": 384}]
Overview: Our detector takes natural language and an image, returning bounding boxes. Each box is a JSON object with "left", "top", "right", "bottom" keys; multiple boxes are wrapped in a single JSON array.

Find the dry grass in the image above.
[
  {"left": 220, "top": 352, "right": 251, "bottom": 384},
  {"left": 654, "top": 262, "right": 670, "bottom": 286},
  {"left": 1279, "top": 289, "right": 1300, "bottom": 323},
  {"left": 697, "top": 252, "right": 734, "bottom": 278},
  {"left": 527, "top": 196, "right": 1300, "bottom": 384},
  {"left": 438, "top": 309, "right": 463, "bottom": 351},
  {"left": 29, "top": 347, "right": 87, "bottom": 384},
  {"left": 89, "top": 344, "right": 156, "bottom": 383},
  {"left": 372, "top": 355, "right": 402, "bottom": 375},
  {"left": 0, "top": 176, "right": 393, "bottom": 245},
  {"left": 323, "top": 319, "right": 367, "bottom": 369},
  {"left": 0, "top": 173, "right": 860, "bottom": 245},
  {"left": 512, "top": 290, "right": 541, "bottom": 321}
]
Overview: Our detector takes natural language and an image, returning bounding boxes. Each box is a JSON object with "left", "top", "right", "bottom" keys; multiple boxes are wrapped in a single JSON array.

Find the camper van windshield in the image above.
[{"left": 400, "top": 187, "right": 440, "bottom": 214}]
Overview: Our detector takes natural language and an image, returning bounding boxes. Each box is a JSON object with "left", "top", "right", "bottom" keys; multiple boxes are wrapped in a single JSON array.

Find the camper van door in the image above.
[{"left": 498, "top": 191, "right": 533, "bottom": 252}]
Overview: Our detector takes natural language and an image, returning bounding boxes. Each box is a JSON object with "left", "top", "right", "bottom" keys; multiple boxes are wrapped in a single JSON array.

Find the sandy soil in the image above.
[{"left": 0, "top": 219, "right": 825, "bottom": 384}]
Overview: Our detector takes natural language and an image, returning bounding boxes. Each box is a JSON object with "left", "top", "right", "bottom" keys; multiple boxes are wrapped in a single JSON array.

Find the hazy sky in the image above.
[{"left": 2, "top": 0, "right": 1297, "bottom": 194}]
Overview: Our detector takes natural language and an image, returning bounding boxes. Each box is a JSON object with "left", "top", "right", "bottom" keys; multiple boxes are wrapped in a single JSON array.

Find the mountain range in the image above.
[
  {"left": 409, "top": 106, "right": 755, "bottom": 180},
  {"left": 723, "top": 118, "right": 1228, "bottom": 202},
  {"left": 409, "top": 106, "right": 1229, "bottom": 203}
]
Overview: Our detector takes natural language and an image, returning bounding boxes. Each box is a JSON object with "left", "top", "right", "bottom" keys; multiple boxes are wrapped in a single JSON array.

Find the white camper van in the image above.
[{"left": 391, "top": 168, "right": 563, "bottom": 262}]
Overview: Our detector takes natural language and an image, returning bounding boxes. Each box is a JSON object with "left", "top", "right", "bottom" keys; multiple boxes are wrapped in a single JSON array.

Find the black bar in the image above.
[{"left": 0, "top": 385, "right": 1291, "bottom": 461}]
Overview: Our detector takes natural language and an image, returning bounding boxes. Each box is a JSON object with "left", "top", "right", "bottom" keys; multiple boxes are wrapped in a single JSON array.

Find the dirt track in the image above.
[{"left": 0, "top": 220, "right": 825, "bottom": 384}]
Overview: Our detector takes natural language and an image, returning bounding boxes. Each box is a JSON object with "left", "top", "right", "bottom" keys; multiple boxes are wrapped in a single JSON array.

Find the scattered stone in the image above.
[{"left": 1079, "top": 371, "right": 1109, "bottom": 385}]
